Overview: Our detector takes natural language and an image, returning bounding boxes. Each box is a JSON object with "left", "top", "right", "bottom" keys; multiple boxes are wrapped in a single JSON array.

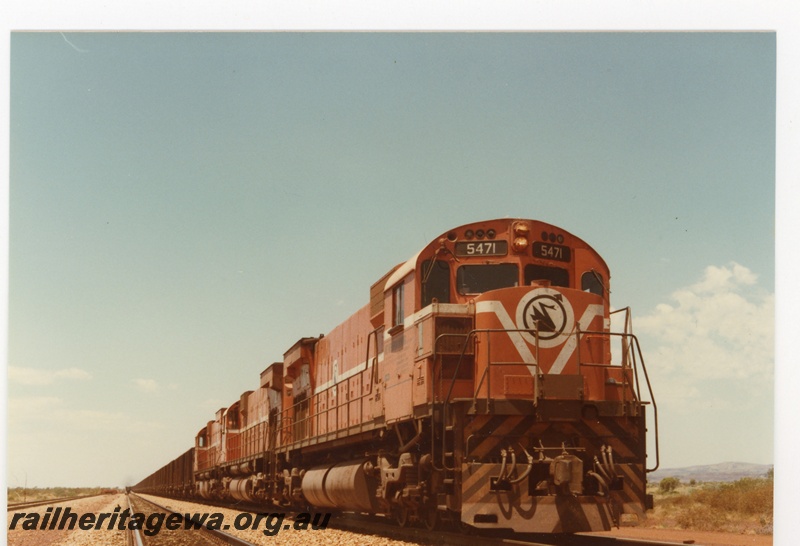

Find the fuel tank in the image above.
[
  {"left": 301, "top": 459, "right": 377, "bottom": 513},
  {"left": 229, "top": 477, "right": 255, "bottom": 502}
]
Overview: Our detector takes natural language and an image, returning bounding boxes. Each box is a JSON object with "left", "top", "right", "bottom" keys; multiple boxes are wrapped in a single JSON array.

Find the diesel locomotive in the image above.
[{"left": 134, "top": 218, "right": 658, "bottom": 534}]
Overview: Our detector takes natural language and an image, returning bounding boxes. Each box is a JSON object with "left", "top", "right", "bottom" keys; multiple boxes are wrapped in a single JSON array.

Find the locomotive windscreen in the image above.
[{"left": 456, "top": 263, "right": 518, "bottom": 295}]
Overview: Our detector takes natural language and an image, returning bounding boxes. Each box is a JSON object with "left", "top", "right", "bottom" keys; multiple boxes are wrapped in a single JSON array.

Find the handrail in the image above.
[
  {"left": 435, "top": 327, "right": 546, "bottom": 408},
  {"left": 278, "top": 355, "right": 380, "bottom": 451},
  {"left": 623, "top": 308, "right": 640, "bottom": 399},
  {"left": 277, "top": 325, "right": 384, "bottom": 451},
  {"left": 632, "top": 333, "right": 659, "bottom": 472},
  {"left": 569, "top": 328, "right": 659, "bottom": 473},
  {"left": 275, "top": 320, "right": 659, "bottom": 474},
  {"left": 434, "top": 327, "right": 543, "bottom": 471},
  {"left": 434, "top": 324, "right": 658, "bottom": 473},
  {"left": 430, "top": 330, "right": 477, "bottom": 471},
  {"left": 609, "top": 307, "right": 644, "bottom": 401}
]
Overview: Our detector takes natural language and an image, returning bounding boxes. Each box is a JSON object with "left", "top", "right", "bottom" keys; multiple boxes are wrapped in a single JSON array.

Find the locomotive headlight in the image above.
[
  {"left": 513, "top": 222, "right": 530, "bottom": 237},
  {"left": 513, "top": 237, "right": 529, "bottom": 253}
]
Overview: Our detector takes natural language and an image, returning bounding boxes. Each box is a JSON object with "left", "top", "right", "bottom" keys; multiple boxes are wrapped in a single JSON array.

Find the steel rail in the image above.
[
  {"left": 133, "top": 492, "right": 703, "bottom": 546},
  {"left": 126, "top": 494, "right": 145, "bottom": 546},
  {"left": 129, "top": 492, "right": 257, "bottom": 546}
]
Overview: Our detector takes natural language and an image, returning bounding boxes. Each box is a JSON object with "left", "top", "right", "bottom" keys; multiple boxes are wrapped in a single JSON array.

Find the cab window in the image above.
[
  {"left": 525, "top": 264, "right": 569, "bottom": 287},
  {"left": 457, "top": 264, "right": 518, "bottom": 295},
  {"left": 422, "top": 259, "right": 451, "bottom": 306},
  {"left": 227, "top": 412, "right": 239, "bottom": 429},
  {"left": 581, "top": 271, "right": 605, "bottom": 296},
  {"left": 393, "top": 283, "right": 405, "bottom": 327}
]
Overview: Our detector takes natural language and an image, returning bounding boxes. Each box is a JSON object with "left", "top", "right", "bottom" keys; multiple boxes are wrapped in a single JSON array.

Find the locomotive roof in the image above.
[{"left": 384, "top": 218, "right": 608, "bottom": 290}]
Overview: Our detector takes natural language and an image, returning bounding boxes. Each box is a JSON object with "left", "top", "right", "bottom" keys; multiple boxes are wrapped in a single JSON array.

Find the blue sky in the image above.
[{"left": 6, "top": 30, "right": 778, "bottom": 489}]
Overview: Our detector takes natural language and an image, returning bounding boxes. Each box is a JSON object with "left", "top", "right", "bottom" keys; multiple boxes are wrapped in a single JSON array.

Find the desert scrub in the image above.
[
  {"left": 655, "top": 476, "right": 773, "bottom": 534},
  {"left": 658, "top": 476, "right": 681, "bottom": 493},
  {"left": 7, "top": 486, "right": 109, "bottom": 503},
  {"left": 692, "top": 477, "right": 773, "bottom": 515}
]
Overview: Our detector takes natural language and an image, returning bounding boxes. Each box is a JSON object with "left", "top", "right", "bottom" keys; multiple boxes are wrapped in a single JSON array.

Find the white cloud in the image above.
[
  {"left": 7, "top": 396, "right": 154, "bottom": 431},
  {"left": 8, "top": 396, "right": 113, "bottom": 424},
  {"left": 629, "top": 263, "right": 774, "bottom": 468},
  {"left": 8, "top": 366, "right": 92, "bottom": 386},
  {"left": 7, "top": 396, "right": 62, "bottom": 413},
  {"left": 635, "top": 261, "right": 773, "bottom": 398},
  {"left": 133, "top": 378, "right": 160, "bottom": 393},
  {"left": 7, "top": 395, "right": 169, "bottom": 486},
  {"left": 691, "top": 262, "right": 759, "bottom": 293}
]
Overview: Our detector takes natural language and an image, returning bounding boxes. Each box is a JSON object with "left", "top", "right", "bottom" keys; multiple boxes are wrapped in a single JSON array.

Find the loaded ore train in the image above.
[{"left": 134, "top": 218, "right": 658, "bottom": 534}]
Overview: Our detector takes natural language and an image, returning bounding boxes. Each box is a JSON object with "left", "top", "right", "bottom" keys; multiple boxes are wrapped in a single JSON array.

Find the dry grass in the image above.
[
  {"left": 7, "top": 486, "right": 116, "bottom": 504},
  {"left": 643, "top": 477, "right": 773, "bottom": 535}
]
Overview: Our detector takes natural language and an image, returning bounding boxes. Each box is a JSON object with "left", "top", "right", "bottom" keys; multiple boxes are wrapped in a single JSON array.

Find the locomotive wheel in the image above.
[
  {"left": 422, "top": 507, "right": 439, "bottom": 531},
  {"left": 394, "top": 505, "right": 410, "bottom": 527}
]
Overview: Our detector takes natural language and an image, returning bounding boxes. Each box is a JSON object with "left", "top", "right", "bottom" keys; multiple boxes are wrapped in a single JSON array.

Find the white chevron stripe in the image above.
[
  {"left": 475, "top": 300, "right": 537, "bottom": 375},
  {"left": 550, "top": 304, "right": 604, "bottom": 374}
]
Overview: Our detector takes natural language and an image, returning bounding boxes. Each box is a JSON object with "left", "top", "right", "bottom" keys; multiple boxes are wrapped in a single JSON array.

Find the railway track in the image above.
[
  {"left": 135, "top": 493, "right": 703, "bottom": 546},
  {"left": 127, "top": 494, "right": 257, "bottom": 546},
  {"left": 326, "top": 512, "right": 703, "bottom": 546}
]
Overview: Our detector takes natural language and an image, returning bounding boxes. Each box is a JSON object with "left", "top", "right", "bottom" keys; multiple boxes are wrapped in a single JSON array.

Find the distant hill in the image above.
[{"left": 649, "top": 462, "right": 773, "bottom": 483}]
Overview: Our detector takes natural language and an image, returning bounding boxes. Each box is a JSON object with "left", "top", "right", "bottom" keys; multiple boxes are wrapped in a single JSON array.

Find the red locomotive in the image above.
[{"left": 135, "top": 218, "right": 658, "bottom": 534}]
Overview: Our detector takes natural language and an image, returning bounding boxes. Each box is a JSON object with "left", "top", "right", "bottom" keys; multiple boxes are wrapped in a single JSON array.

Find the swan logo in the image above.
[{"left": 516, "top": 288, "right": 575, "bottom": 348}]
